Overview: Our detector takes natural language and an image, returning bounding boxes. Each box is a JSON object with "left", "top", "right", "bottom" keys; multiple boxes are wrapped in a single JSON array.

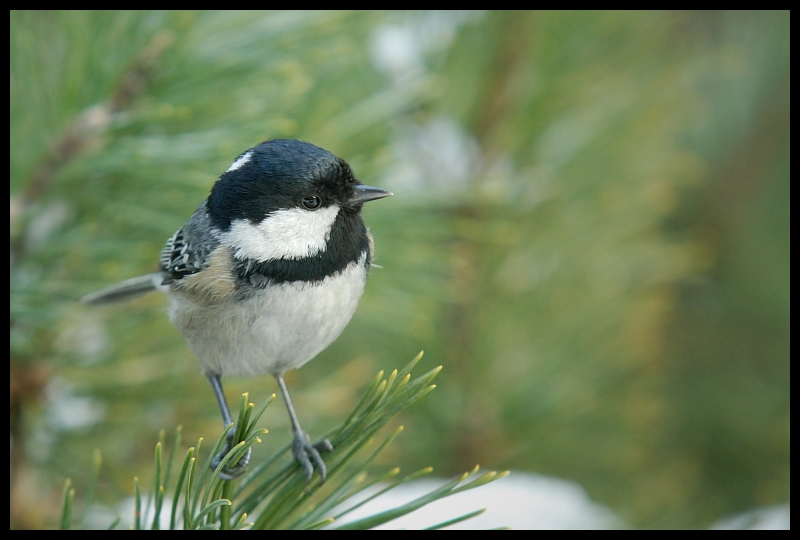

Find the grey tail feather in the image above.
[{"left": 82, "top": 272, "right": 166, "bottom": 305}]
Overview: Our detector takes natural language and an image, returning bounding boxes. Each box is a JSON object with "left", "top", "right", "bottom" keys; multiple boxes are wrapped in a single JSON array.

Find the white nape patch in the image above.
[
  {"left": 219, "top": 205, "right": 340, "bottom": 261},
  {"left": 226, "top": 151, "right": 252, "bottom": 172}
]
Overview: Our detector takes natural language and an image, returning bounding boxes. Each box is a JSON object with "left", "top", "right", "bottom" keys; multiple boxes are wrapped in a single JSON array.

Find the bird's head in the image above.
[{"left": 208, "top": 139, "right": 391, "bottom": 262}]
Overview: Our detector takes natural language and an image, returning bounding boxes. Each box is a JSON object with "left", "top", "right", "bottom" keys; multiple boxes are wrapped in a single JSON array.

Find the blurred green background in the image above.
[{"left": 10, "top": 10, "right": 789, "bottom": 529}]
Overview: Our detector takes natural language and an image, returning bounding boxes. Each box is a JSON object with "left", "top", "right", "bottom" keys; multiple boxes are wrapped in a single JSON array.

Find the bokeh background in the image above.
[{"left": 10, "top": 11, "right": 789, "bottom": 529}]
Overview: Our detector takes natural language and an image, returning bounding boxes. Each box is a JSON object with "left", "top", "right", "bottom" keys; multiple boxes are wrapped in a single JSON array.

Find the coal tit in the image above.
[{"left": 83, "top": 139, "right": 392, "bottom": 481}]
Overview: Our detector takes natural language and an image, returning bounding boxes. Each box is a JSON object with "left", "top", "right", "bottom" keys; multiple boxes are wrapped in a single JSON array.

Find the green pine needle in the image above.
[
  {"left": 60, "top": 478, "right": 74, "bottom": 530},
  {"left": 424, "top": 508, "right": 486, "bottom": 530},
  {"left": 59, "top": 353, "right": 508, "bottom": 529}
]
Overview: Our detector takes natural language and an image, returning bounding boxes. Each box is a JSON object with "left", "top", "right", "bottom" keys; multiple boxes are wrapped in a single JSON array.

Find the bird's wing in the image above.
[
  {"left": 159, "top": 227, "right": 205, "bottom": 282},
  {"left": 159, "top": 201, "right": 218, "bottom": 284},
  {"left": 159, "top": 202, "right": 236, "bottom": 304}
]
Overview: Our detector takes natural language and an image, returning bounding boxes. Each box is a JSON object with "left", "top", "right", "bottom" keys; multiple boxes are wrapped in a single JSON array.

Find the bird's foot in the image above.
[
  {"left": 292, "top": 431, "right": 334, "bottom": 483},
  {"left": 210, "top": 429, "right": 251, "bottom": 480}
]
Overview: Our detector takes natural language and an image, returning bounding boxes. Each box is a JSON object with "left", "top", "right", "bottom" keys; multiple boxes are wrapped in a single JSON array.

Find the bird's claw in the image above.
[
  {"left": 211, "top": 430, "right": 251, "bottom": 480},
  {"left": 292, "top": 432, "right": 333, "bottom": 483}
]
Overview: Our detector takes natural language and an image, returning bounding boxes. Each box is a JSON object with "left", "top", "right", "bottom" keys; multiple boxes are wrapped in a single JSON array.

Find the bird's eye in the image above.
[{"left": 302, "top": 196, "right": 321, "bottom": 209}]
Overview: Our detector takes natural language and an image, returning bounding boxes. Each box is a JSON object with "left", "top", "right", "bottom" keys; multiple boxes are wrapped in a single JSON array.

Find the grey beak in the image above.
[{"left": 350, "top": 184, "right": 393, "bottom": 205}]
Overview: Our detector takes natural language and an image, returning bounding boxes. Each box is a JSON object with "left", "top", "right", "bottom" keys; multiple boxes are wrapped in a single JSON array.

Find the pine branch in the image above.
[{"left": 61, "top": 352, "right": 508, "bottom": 530}]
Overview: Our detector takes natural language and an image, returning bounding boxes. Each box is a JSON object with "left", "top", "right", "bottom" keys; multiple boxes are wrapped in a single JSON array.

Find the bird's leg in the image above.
[
  {"left": 275, "top": 373, "right": 333, "bottom": 483},
  {"left": 208, "top": 374, "right": 251, "bottom": 480}
]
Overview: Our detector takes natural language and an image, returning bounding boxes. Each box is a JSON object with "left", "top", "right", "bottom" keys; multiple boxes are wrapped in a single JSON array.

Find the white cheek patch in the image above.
[
  {"left": 226, "top": 151, "right": 252, "bottom": 172},
  {"left": 220, "top": 205, "right": 340, "bottom": 261}
]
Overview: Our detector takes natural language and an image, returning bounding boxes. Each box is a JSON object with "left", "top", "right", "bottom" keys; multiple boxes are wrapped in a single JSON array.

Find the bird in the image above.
[{"left": 82, "top": 139, "right": 392, "bottom": 482}]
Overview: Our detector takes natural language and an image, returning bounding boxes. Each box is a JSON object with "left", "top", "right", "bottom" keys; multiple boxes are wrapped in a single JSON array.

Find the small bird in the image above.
[{"left": 83, "top": 139, "right": 392, "bottom": 481}]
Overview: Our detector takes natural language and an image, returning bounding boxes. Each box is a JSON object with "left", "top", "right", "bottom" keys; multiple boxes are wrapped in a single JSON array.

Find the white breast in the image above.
[{"left": 167, "top": 252, "right": 368, "bottom": 378}]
